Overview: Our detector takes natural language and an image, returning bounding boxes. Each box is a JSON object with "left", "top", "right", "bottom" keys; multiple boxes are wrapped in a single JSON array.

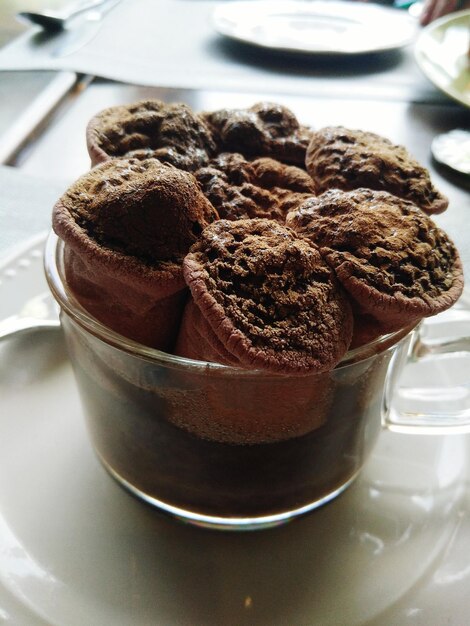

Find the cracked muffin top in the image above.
[
  {"left": 86, "top": 99, "right": 217, "bottom": 171},
  {"left": 183, "top": 218, "right": 353, "bottom": 374},
  {"left": 53, "top": 157, "right": 218, "bottom": 265},
  {"left": 286, "top": 188, "right": 463, "bottom": 328},
  {"left": 306, "top": 126, "right": 448, "bottom": 215},
  {"left": 200, "top": 102, "right": 313, "bottom": 167},
  {"left": 194, "top": 153, "right": 315, "bottom": 222}
]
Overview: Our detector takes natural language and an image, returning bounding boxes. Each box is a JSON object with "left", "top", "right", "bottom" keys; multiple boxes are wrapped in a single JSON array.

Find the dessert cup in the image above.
[
  {"left": 194, "top": 153, "right": 314, "bottom": 222},
  {"left": 52, "top": 158, "right": 218, "bottom": 352},
  {"left": 45, "top": 231, "right": 447, "bottom": 530},
  {"left": 305, "top": 125, "right": 449, "bottom": 214},
  {"left": 287, "top": 188, "right": 464, "bottom": 337},
  {"left": 177, "top": 218, "right": 353, "bottom": 374},
  {"left": 86, "top": 99, "right": 216, "bottom": 171},
  {"left": 200, "top": 101, "right": 313, "bottom": 166}
]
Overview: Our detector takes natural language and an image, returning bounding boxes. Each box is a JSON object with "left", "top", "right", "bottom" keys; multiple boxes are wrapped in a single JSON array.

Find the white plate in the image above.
[
  {"left": 415, "top": 9, "right": 470, "bottom": 108},
  {"left": 212, "top": 0, "right": 418, "bottom": 55},
  {"left": 1, "top": 234, "right": 470, "bottom": 625},
  {"left": 432, "top": 129, "right": 470, "bottom": 174}
]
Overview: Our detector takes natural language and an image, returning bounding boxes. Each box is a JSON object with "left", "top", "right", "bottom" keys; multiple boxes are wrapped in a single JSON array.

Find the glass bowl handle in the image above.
[{"left": 384, "top": 294, "right": 470, "bottom": 434}]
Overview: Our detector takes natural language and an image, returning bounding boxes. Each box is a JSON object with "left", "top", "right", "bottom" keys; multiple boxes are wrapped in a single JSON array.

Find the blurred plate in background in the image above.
[
  {"left": 415, "top": 9, "right": 470, "bottom": 108},
  {"left": 212, "top": 0, "right": 417, "bottom": 55}
]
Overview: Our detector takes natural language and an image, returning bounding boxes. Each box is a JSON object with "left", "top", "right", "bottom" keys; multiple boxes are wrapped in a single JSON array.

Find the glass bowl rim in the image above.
[{"left": 44, "top": 230, "right": 418, "bottom": 377}]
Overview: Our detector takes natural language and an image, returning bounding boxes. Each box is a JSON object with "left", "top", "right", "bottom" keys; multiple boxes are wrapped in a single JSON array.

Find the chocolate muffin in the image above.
[
  {"left": 176, "top": 218, "right": 353, "bottom": 374},
  {"left": 53, "top": 157, "right": 218, "bottom": 350},
  {"left": 86, "top": 99, "right": 216, "bottom": 171},
  {"left": 287, "top": 188, "right": 463, "bottom": 333},
  {"left": 194, "top": 152, "right": 315, "bottom": 222},
  {"left": 200, "top": 102, "right": 313, "bottom": 167},
  {"left": 306, "top": 126, "right": 448, "bottom": 215}
]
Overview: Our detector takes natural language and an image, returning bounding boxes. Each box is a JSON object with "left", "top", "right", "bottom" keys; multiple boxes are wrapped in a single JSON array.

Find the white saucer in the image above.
[
  {"left": 212, "top": 0, "right": 417, "bottom": 55},
  {"left": 432, "top": 129, "right": 470, "bottom": 175},
  {"left": 415, "top": 9, "right": 470, "bottom": 108},
  {"left": 1, "top": 234, "right": 470, "bottom": 625}
]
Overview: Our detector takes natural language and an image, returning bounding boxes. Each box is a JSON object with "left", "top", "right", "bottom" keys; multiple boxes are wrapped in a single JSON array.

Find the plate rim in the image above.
[
  {"left": 1, "top": 233, "right": 470, "bottom": 624},
  {"left": 212, "top": 0, "right": 418, "bottom": 56}
]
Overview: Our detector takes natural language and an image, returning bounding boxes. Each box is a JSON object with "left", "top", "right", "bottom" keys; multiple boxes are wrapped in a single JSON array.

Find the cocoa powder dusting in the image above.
[
  {"left": 87, "top": 99, "right": 216, "bottom": 171},
  {"left": 195, "top": 153, "right": 315, "bottom": 222},
  {"left": 306, "top": 126, "right": 448, "bottom": 215},
  {"left": 60, "top": 158, "right": 218, "bottom": 265},
  {"left": 182, "top": 218, "right": 353, "bottom": 374},
  {"left": 287, "top": 188, "right": 463, "bottom": 326},
  {"left": 200, "top": 102, "right": 313, "bottom": 166}
]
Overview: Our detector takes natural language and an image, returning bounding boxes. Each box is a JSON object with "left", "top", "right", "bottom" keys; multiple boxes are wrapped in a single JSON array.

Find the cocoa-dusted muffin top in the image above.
[
  {"left": 287, "top": 188, "right": 463, "bottom": 328},
  {"left": 200, "top": 102, "right": 313, "bottom": 167},
  {"left": 183, "top": 218, "right": 353, "bottom": 374},
  {"left": 306, "top": 126, "right": 448, "bottom": 215},
  {"left": 86, "top": 99, "right": 216, "bottom": 171},
  {"left": 55, "top": 157, "right": 218, "bottom": 264},
  {"left": 194, "top": 152, "right": 315, "bottom": 222}
]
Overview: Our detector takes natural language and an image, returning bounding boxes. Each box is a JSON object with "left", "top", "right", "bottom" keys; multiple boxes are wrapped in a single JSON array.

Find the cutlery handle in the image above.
[{"left": 0, "top": 72, "right": 78, "bottom": 166}]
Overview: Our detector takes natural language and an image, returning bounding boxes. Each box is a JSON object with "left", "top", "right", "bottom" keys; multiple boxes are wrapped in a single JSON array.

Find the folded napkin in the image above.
[{"left": 0, "top": 165, "right": 66, "bottom": 257}]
